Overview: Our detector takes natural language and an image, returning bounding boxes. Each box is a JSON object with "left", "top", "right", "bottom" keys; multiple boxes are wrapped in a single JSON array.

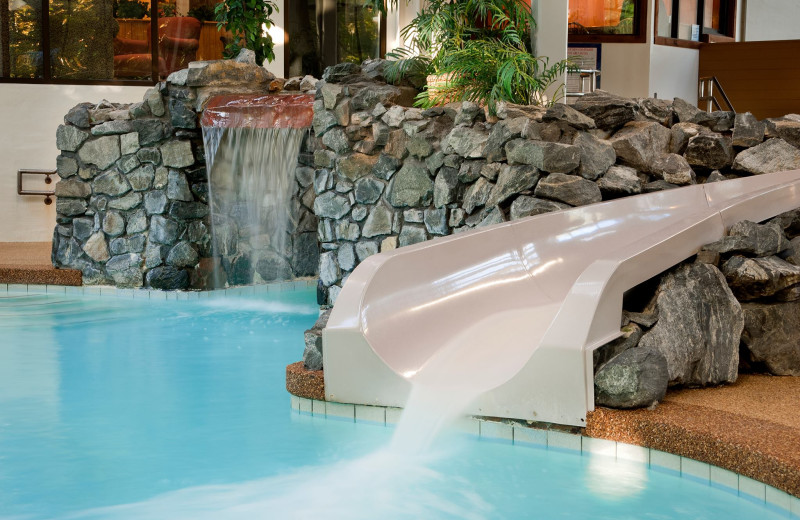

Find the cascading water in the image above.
[{"left": 200, "top": 94, "right": 314, "bottom": 288}]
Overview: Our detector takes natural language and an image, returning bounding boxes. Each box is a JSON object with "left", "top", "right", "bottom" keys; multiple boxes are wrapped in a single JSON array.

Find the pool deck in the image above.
[
  {"left": 286, "top": 365, "right": 800, "bottom": 499},
  {"left": 0, "top": 242, "right": 81, "bottom": 286}
]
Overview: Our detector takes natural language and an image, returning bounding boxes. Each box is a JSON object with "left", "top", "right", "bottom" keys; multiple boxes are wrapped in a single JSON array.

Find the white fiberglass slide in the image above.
[{"left": 323, "top": 170, "right": 800, "bottom": 426}]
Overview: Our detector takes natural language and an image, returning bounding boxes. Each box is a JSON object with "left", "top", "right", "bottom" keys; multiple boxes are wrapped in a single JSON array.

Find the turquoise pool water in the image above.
[{"left": 0, "top": 287, "right": 792, "bottom": 519}]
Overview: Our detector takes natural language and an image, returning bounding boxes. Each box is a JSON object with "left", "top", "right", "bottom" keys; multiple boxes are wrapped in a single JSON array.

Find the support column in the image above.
[{"left": 530, "top": 0, "right": 569, "bottom": 104}]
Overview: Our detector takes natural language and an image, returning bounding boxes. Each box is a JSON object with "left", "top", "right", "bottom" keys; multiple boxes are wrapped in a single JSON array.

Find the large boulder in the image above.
[
  {"left": 609, "top": 121, "right": 671, "bottom": 172},
  {"left": 722, "top": 255, "right": 800, "bottom": 301},
  {"left": 684, "top": 133, "right": 733, "bottom": 170},
  {"left": 741, "top": 302, "right": 800, "bottom": 376},
  {"left": 638, "top": 263, "right": 743, "bottom": 386},
  {"left": 597, "top": 165, "right": 642, "bottom": 198},
  {"left": 732, "top": 112, "right": 765, "bottom": 148},
  {"left": 574, "top": 133, "right": 616, "bottom": 180},
  {"left": 702, "top": 220, "right": 789, "bottom": 258},
  {"left": 594, "top": 345, "right": 669, "bottom": 409},
  {"left": 733, "top": 138, "right": 800, "bottom": 175},
  {"left": 571, "top": 90, "right": 638, "bottom": 130},
  {"left": 534, "top": 172, "right": 602, "bottom": 207},
  {"left": 303, "top": 310, "right": 331, "bottom": 371}
]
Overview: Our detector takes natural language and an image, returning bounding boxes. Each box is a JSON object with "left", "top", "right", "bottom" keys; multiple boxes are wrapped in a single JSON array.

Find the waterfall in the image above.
[{"left": 202, "top": 125, "right": 306, "bottom": 287}]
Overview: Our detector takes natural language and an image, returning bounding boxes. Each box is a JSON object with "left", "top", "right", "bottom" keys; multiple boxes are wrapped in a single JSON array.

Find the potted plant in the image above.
[
  {"left": 373, "top": 0, "right": 574, "bottom": 113},
  {"left": 214, "top": 0, "right": 278, "bottom": 64}
]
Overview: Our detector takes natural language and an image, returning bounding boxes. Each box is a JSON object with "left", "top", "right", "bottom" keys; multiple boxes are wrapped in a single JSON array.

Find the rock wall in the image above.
[
  {"left": 309, "top": 64, "right": 800, "bottom": 306},
  {"left": 594, "top": 214, "right": 800, "bottom": 409},
  {"left": 52, "top": 57, "right": 321, "bottom": 289}
]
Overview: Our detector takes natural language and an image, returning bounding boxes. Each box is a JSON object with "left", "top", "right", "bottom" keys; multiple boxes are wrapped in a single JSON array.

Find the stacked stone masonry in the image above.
[{"left": 53, "top": 54, "right": 322, "bottom": 290}]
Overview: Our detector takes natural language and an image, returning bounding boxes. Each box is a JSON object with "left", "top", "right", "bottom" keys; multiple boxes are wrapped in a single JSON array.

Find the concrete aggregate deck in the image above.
[{"left": 0, "top": 242, "right": 81, "bottom": 286}]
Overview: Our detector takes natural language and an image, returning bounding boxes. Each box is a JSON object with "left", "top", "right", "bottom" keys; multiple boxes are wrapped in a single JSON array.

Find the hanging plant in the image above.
[{"left": 214, "top": 0, "right": 278, "bottom": 64}]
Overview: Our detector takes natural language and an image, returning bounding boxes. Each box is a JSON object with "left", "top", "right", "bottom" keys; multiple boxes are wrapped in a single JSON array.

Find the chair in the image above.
[{"left": 113, "top": 17, "right": 200, "bottom": 79}]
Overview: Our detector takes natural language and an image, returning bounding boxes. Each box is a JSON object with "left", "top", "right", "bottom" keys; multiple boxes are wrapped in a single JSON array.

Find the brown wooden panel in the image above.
[
  {"left": 699, "top": 40, "right": 800, "bottom": 118},
  {"left": 198, "top": 21, "right": 227, "bottom": 61}
]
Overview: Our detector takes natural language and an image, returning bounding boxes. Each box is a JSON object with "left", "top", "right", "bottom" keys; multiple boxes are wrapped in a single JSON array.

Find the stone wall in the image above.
[
  {"left": 52, "top": 57, "right": 321, "bottom": 289},
  {"left": 308, "top": 63, "right": 800, "bottom": 307}
]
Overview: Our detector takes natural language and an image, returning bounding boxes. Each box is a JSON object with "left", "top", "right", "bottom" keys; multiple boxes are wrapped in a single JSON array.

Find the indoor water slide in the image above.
[{"left": 322, "top": 170, "right": 800, "bottom": 427}]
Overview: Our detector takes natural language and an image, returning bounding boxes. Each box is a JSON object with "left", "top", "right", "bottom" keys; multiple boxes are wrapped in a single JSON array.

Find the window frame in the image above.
[
  {"left": 654, "top": 0, "right": 737, "bottom": 49},
  {"left": 1, "top": 0, "right": 160, "bottom": 86},
  {"left": 568, "top": 0, "right": 649, "bottom": 45}
]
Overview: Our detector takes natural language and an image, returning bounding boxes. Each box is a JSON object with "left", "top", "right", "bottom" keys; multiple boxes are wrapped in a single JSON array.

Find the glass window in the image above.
[
  {"left": 287, "top": 0, "right": 320, "bottom": 78},
  {"left": 3, "top": 0, "right": 43, "bottom": 78},
  {"left": 337, "top": 0, "right": 379, "bottom": 64},
  {"left": 657, "top": 0, "right": 733, "bottom": 41},
  {"left": 568, "top": 0, "right": 638, "bottom": 36}
]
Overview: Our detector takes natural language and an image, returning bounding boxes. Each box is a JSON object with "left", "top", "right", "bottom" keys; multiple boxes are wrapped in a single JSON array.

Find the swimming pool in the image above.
[{"left": 0, "top": 285, "right": 793, "bottom": 519}]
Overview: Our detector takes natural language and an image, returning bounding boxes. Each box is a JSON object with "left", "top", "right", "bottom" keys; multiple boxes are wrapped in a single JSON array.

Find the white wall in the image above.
[
  {"left": 532, "top": 0, "right": 569, "bottom": 102},
  {"left": 265, "top": 3, "right": 286, "bottom": 78},
  {"left": 600, "top": 43, "right": 651, "bottom": 98},
  {"left": 742, "top": 0, "right": 800, "bottom": 41},
  {"left": 649, "top": 44, "right": 699, "bottom": 103},
  {"left": 0, "top": 84, "right": 149, "bottom": 242}
]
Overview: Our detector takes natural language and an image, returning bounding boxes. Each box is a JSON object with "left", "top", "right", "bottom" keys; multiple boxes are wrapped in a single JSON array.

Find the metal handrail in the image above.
[
  {"left": 18, "top": 169, "right": 56, "bottom": 205},
  {"left": 566, "top": 69, "right": 601, "bottom": 98},
  {"left": 698, "top": 76, "right": 736, "bottom": 113}
]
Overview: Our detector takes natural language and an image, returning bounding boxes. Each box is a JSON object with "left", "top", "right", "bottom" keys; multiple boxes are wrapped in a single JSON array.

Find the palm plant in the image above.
[{"left": 370, "top": 0, "right": 574, "bottom": 113}]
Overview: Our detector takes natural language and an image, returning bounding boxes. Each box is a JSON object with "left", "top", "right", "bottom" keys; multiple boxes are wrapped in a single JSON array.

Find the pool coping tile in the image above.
[
  {"left": 740, "top": 475, "right": 767, "bottom": 502},
  {"left": 385, "top": 407, "right": 403, "bottom": 425},
  {"left": 681, "top": 457, "right": 711, "bottom": 484},
  {"left": 616, "top": 443, "right": 649, "bottom": 464},
  {"left": 325, "top": 402, "right": 355, "bottom": 421},
  {"left": 547, "top": 430, "right": 581, "bottom": 453},
  {"left": 479, "top": 420, "right": 513, "bottom": 442},
  {"left": 355, "top": 404, "right": 386, "bottom": 424},
  {"left": 582, "top": 436, "right": 616, "bottom": 459},
  {"left": 710, "top": 465, "right": 739, "bottom": 492},
  {"left": 298, "top": 397, "right": 313, "bottom": 415},
  {"left": 311, "top": 399, "right": 327, "bottom": 416},
  {"left": 513, "top": 425, "right": 547, "bottom": 447},
  {"left": 650, "top": 450, "right": 681, "bottom": 474}
]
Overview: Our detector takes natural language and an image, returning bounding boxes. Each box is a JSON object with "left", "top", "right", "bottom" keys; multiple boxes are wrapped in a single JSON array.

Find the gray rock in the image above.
[
  {"left": 732, "top": 112, "right": 765, "bottom": 148},
  {"left": 574, "top": 133, "right": 616, "bottom": 180},
  {"left": 384, "top": 129, "right": 409, "bottom": 159},
  {"left": 598, "top": 165, "right": 642, "bottom": 197},
  {"left": 355, "top": 241, "right": 379, "bottom": 262},
  {"left": 354, "top": 178, "right": 385, "bottom": 204},
  {"left": 129, "top": 101, "right": 150, "bottom": 118},
  {"left": 463, "top": 177, "right": 493, "bottom": 214},
  {"left": 506, "top": 139, "right": 580, "bottom": 174},
  {"left": 454, "top": 101, "right": 482, "bottom": 126},
  {"left": 83, "top": 231, "right": 110, "bottom": 262},
  {"left": 673, "top": 97, "right": 715, "bottom": 126},
  {"left": 146, "top": 266, "right": 189, "bottom": 290},
  {"left": 337, "top": 242, "right": 356, "bottom": 271},
  {"left": 594, "top": 323, "right": 644, "bottom": 373},
  {"left": 321, "top": 83, "right": 344, "bottom": 110},
  {"left": 94, "top": 170, "right": 131, "bottom": 197},
  {"left": 733, "top": 139, "right": 800, "bottom": 175},
  {"left": 705, "top": 170, "right": 727, "bottom": 183},
  {"left": 319, "top": 252, "right": 340, "bottom": 286},
  {"left": 338, "top": 153, "right": 380, "bottom": 181},
  {"left": 56, "top": 198, "right": 88, "bottom": 216},
  {"left": 120, "top": 133, "right": 139, "bottom": 155},
  {"left": 685, "top": 134, "right": 734, "bottom": 170},
  {"left": 535, "top": 173, "right": 602, "bottom": 207},
  {"left": 314, "top": 191, "right": 351, "bottom": 219},
  {"left": 637, "top": 97, "right": 674, "bottom": 126},
  {"left": 167, "top": 170, "right": 193, "bottom": 202},
  {"left": 382, "top": 105, "right": 406, "bottom": 127},
  {"left": 458, "top": 161, "right": 485, "bottom": 183},
  {"left": 571, "top": 91, "right": 638, "bottom": 130},
  {"left": 335, "top": 220, "right": 361, "bottom": 241},
  {"left": 144, "top": 241, "right": 166, "bottom": 269},
  {"left": 639, "top": 263, "right": 742, "bottom": 386},
  {"left": 160, "top": 141, "right": 195, "bottom": 169},
  {"left": 126, "top": 209, "right": 147, "bottom": 234},
  {"left": 72, "top": 218, "right": 94, "bottom": 240},
  {"left": 407, "top": 135, "right": 433, "bottom": 158},
  {"left": 670, "top": 122, "right": 705, "bottom": 155},
  {"left": 322, "top": 128, "right": 350, "bottom": 154},
  {"left": 594, "top": 345, "right": 668, "bottom": 409},
  {"left": 543, "top": 103, "right": 596, "bottom": 130},
  {"left": 292, "top": 232, "right": 319, "bottom": 277},
  {"left": 444, "top": 126, "right": 489, "bottom": 158},
  {"left": 425, "top": 151, "right": 446, "bottom": 173},
  {"left": 127, "top": 164, "right": 155, "bottom": 192},
  {"left": 703, "top": 220, "right": 788, "bottom": 258},
  {"left": 102, "top": 211, "right": 125, "bottom": 237},
  {"left": 610, "top": 122, "right": 671, "bottom": 172},
  {"left": 166, "top": 241, "right": 198, "bottom": 268},
  {"left": 91, "top": 120, "right": 134, "bottom": 136},
  {"left": 651, "top": 153, "right": 695, "bottom": 185},
  {"left": 481, "top": 163, "right": 502, "bottom": 181},
  {"left": 433, "top": 167, "right": 460, "bottom": 208},
  {"left": 335, "top": 177, "right": 353, "bottom": 193},
  {"left": 362, "top": 205, "right": 394, "bottom": 238},
  {"left": 169, "top": 98, "right": 197, "bottom": 129},
  {"left": 149, "top": 216, "right": 180, "bottom": 244},
  {"left": 78, "top": 135, "right": 121, "bottom": 169},
  {"left": 144, "top": 88, "right": 165, "bottom": 117},
  {"left": 486, "top": 165, "right": 539, "bottom": 207},
  {"left": 117, "top": 154, "right": 141, "bottom": 174},
  {"left": 772, "top": 119, "right": 800, "bottom": 148},
  {"left": 424, "top": 208, "right": 448, "bottom": 235},
  {"left": 387, "top": 162, "right": 433, "bottom": 207},
  {"left": 709, "top": 111, "right": 735, "bottom": 133},
  {"left": 477, "top": 206, "right": 504, "bottom": 228},
  {"left": 303, "top": 310, "right": 331, "bottom": 371},
  {"left": 65, "top": 105, "right": 91, "bottom": 128},
  {"left": 144, "top": 191, "right": 168, "bottom": 215},
  {"left": 169, "top": 201, "right": 209, "bottom": 220},
  {"left": 56, "top": 125, "right": 89, "bottom": 151},
  {"left": 644, "top": 180, "right": 680, "bottom": 193},
  {"left": 399, "top": 225, "right": 427, "bottom": 247},
  {"left": 57, "top": 156, "right": 78, "bottom": 178},
  {"left": 483, "top": 117, "right": 528, "bottom": 162},
  {"left": 403, "top": 209, "right": 424, "bottom": 223},
  {"left": 107, "top": 254, "right": 142, "bottom": 275},
  {"left": 55, "top": 179, "right": 91, "bottom": 198},
  {"left": 722, "top": 255, "right": 800, "bottom": 301},
  {"left": 256, "top": 252, "right": 291, "bottom": 282},
  {"left": 314, "top": 150, "right": 336, "bottom": 170},
  {"left": 449, "top": 208, "right": 466, "bottom": 227},
  {"left": 509, "top": 196, "right": 569, "bottom": 220},
  {"left": 132, "top": 119, "right": 167, "bottom": 146},
  {"left": 741, "top": 302, "right": 800, "bottom": 376},
  {"left": 313, "top": 108, "right": 339, "bottom": 136}
]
